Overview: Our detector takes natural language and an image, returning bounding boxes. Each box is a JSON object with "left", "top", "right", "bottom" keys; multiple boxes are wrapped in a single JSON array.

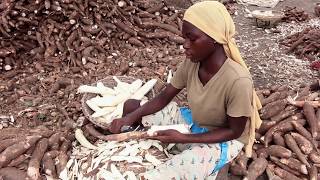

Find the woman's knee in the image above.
[{"left": 123, "top": 99, "right": 141, "bottom": 116}]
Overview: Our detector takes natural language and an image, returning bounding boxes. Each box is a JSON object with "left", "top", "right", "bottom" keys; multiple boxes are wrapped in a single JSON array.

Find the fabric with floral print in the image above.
[{"left": 140, "top": 102, "right": 244, "bottom": 180}]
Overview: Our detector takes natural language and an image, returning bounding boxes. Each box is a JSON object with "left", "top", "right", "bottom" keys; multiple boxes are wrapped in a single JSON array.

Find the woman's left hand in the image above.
[{"left": 147, "top": 129, "right": 187, "bottom": 143}]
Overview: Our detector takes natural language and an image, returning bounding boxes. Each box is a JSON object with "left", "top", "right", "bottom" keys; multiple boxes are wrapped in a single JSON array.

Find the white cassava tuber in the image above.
[
  {"left": 131, "top": 79, "right": 157, "bottom": 100},
  {"left": 113, "top": 76, "right": 130, "bottom": 94},
  {"left": 82, "top": 77, "right": 158, "bottom": 126},
  {"left": 128, "top": 79, "right": 143, "bottom": 94},
  {"left": 77, "top": 84, "right": 116, "bottom": 95},
  {"left": 86, "top": 99, "right": 103, "bottom": 112},
  {"left": 145, "top": 153, "right": 162, "bottom": 166},
  {"left": 75, "top": 129, "right": 97, "bottom": 149},
  {"left": 147, "top": 124, "right": 191, "bottom": 136},
  {"left": 91, "top": 92, "right": 131, "bottom": 107},
  {"left": 91, "top": 106, "right": 116, "bottom": 118}
]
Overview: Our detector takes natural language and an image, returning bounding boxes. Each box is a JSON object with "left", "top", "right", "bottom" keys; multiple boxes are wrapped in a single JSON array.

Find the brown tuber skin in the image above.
[
  {"left": 270, "top": 108, "right": 297, "bottom": 122},
  {"left": 257, "top": 120, "right": 277, "bottom": 135},
  {"left": 0, "top": 135, "right": 42, "bottom": 168},
  {"left": 235, "top": 151, "right": 248, "bottom": 170},
  {"left": 290, "top": 132, "right": 313, "bottom": 154},
  {"left": 260, "top": 99, "right": 287, "bottom": 119},
  {"left": 264, "top": 118, "right": 306, "bottom": 147},
  {"left": 7, "top": 144, "right": 35, "bottom": 168},
  {"left": 0, "top": 167, "right": 29, "bottom": 180},
  {"left": 230, "top": 163, "right": 247, "bottom": 176},
  {"left": 292, "top": 121, "right": 318, "bottom": 149},
  {"left": 0, "top": 137, "right": 24, "bottom": 152},
  {"left": 84, "top": 123, "right": 136, "bottom": 142},
  {"left": 267, "top": 145, "right": 292, "bottom": 158},
  {"left": 316, "top": 3, "right": 320, "bottom": 17},
  {"left": 309, "top": 165, "right": 317, "bottom": 180},
  {"left": 42, "top": 151, "right": 59, "bottom": 178},
  {"left": 273, "top": 166, "right": 301, "bottom": 180},
  {"left": 279, "top": 157, "right": 308, "bottom": 175},
  {"left": 7, "top": 154, "right": 30, "bottom": 167},
  {"left": 59, "top": 139, "right": 71, "bottom": 153},
  {"left": 269, "top": 156, "right": 301, "bottom": 176},
  {"left": 27, "top": 138, "right": 49, "bottom": 180},
  {"left": 265, "top": 165, "right": 282, "bottom": 180},
  {"left": 316, "top": 108, "right": 320, "bottom": 130},
  {"left": 48, "top": 132, "right": 66, "bottom": 150},
  {"left": 262, "top": 89, "right": 271, "bottom": 96},
  {"left": 284, "top": 134, "right": 310, "bottom": 167},
  {"left": 243, "top": 157, "right": 268, "bottom": 180},
  {"left": 28, "top": 126, "right": 54, "bottom": 138},
  {"left": 256, "top": 147, "right": 268, "bottom": 159},
  {"left": 0, "top": 128, "right": 29, "bottom": 140},
  {"left": 260, "top": 92, "right": 280, "bottom": 106},
  {"left": 56, "top": 151, "right": 69, "bottom": 175},
  {"left": 85, "top": 124, "right": 105, "bottom": 138},
  {"left": 309, "top": 151, "right": 320, "bottom": 164},
  {"left": 273, "top": 132, "right": 286, "bottom": 147},
  {"left": 303, "top": 102, "right": 318, "bottom": 138}
]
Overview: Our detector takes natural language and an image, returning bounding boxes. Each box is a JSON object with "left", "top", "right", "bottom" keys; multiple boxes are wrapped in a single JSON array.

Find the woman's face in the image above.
[{"left": 182, "top": 21, "right": 216, "bottom": 63}]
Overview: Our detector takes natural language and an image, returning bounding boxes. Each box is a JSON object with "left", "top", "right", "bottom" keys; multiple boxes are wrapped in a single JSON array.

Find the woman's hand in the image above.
[
  {"left": 147, "top": 129, "right": 187, "bottom": 143},
  {"left": 109, "top": 115, "right": 139, "bottom": 134}
]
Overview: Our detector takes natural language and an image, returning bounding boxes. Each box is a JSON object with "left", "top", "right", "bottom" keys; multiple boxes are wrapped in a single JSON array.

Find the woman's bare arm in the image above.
[{"left": 109, "top": 84, "right": 181, "bottom": 133}]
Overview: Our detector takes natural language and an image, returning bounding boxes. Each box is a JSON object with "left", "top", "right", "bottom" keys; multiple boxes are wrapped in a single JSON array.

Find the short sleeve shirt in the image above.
[{"left": 170, "top": 58, "right": 253, "bottom": 144}]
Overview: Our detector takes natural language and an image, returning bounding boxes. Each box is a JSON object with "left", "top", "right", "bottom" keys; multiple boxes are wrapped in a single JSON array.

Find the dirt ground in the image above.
[
  {"left": 0, "top": 0, "right": 319, "bottom": 131},
  {"left": 233, "top": 0, "right": 319, "bottom": 88}
]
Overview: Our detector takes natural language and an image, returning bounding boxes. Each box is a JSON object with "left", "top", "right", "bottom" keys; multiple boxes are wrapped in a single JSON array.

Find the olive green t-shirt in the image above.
[{"left": 170, "top": 58, "right": 253, "bottom": 144}]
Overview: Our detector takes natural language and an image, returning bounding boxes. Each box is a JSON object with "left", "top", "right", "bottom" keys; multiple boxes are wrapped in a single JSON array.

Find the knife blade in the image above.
[{"left": 120, "top": 125, "right": 145, "bottom": 133}]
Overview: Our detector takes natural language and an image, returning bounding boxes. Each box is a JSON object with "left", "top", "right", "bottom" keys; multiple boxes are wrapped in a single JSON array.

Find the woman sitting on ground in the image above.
[{"left": 110, "top": 1, "right": 262, "bottom": 179}]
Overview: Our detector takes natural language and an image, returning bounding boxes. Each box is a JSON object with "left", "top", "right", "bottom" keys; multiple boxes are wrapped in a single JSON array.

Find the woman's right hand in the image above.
[
  {"left": 109, "top": 115, "right": 138, "bottom": 134},
  {"left": 109, "top": 84, "right": 181, "bottom": 134}
]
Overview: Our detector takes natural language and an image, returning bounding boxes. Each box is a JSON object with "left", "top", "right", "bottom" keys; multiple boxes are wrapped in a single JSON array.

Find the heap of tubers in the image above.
[
  {"left": 282, "top": 6, "right": 309, "bottom": 23},
  {"left": 229, "top": 80, "right": 320, "bottom": 179},
  {"left": 0, "top": 126, "right": 74, "bottom": 180},
  {"left": 0, "top": 0, "right": 240, "bottom": 73},
  {"left": 316, "top": 3, "right": 320, "bottom": 17},
  {"left": 0, "top": 0, "right": 187, "bottom": 72},
  {"left": 280, "top": 27, "right": 320, "bottom": 64}
]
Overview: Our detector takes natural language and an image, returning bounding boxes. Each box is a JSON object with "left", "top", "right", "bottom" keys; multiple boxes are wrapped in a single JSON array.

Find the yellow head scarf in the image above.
[{"left": 184, "top": 1, "right": 262, "bottom": 157}]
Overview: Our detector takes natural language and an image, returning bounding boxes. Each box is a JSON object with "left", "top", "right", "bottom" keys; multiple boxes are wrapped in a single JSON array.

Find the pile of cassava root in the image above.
[
  {"left": 0, "top": 0, "right": 186, "bottom": 72},
  {"left": 280, "top": 27, "right": 320, "bottom": 62},
  {"left": 229, "top": 80, "right": 320, "bottom": 180},
  {"left": 0, "top": 126, "right": 74, "bottom": 180},
  {"left": 2, "top": 78, "right": 320, "bottom": 179},
  {"left": 281, "top": 6, "right": 309, "bottom": 23}
]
